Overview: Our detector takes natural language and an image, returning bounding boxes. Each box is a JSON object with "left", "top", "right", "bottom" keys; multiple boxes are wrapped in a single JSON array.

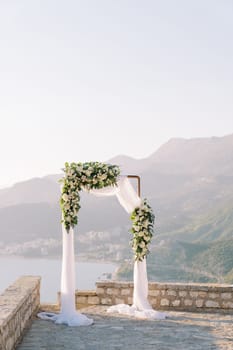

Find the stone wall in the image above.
[
  {"left": 0, "top": 276, "right": 41, "bottom": 350},
  {"left": 57, "top": 290, "right": 99, "bottom": 310},
  {"left": 73, "top": 281, "right": 233, "bottom": 313}
]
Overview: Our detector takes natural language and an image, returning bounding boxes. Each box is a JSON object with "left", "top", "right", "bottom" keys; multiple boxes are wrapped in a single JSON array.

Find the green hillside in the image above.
[
  {"left": 158, "top": 203, "right": 233, "bottom": 243},
  {"left": 117, "top": 239, "right": 233, "bottom": 284},
  {"left": 117, "top": 204, "right": 233, "bottom": 284}
]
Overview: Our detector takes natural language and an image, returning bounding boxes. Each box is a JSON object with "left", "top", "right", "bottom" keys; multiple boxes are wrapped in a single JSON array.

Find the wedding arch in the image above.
[{"left": 38, "top": 162, "right": 166, "bottom": 325}]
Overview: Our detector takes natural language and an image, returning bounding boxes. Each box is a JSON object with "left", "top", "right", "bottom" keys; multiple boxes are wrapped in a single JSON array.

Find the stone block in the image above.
[
  {"left": 167, "top": 290, "right": 177, "bottom": 296},
  {"left": 209, "top": 293, "right": 219, "bottom": 299},
  {"left": 127, "top": 297, "right": 133, "bottom": 305},
  {"left": 149, "top": 298, "right": 158, "bottom": 306},
  {"left": 221, "top": 293, "right": 232, "bottom": 300},
  {"left": 106, "top": 288, "right": 114, "bottom": 295},
  {"left": 100, "top": 297, "right": 112, "bottom": 305},
  {"left": 115, "top": 298, "right": 125, "bottom": 304},
  {"left": 190, "top": 291, "right": 198, "bottom": 298},
  {"left": 148, "top": 290, "right": 160, "bottom": 297},
  {"left": 222, "top": 301, "right": 233, "bottom": 308},
  {"left": 184, "top": 299, "right": 193, "bottom": 306},
  {"left": 87, "top": 296, "right": 100, "bottom": 305},
  {"left": 76, "top": 296, "right": 87, "bottom": 304},
  {"left": 121, "top": 289, "right": 130, "bottom": 296},
  {"left": 197, "top": 292, "right": 207, "bottom": 298},
  {"left": 96, "top": 287, "right": 105, "bottom": 295},
  {"left": 179, "top": 291, "right": 187, "bottom": 297},
  {"left": 172, "top": 300, "right": 181, "bottom": 307},
  {"left": 195, "top": 299, "right": 204, "bottom": 308},
  {"left": 205, "top": 300, "right": 220, "bottom": 308},
  {"left": 160, "top": 299, "right": 169, "bottom": 306}
]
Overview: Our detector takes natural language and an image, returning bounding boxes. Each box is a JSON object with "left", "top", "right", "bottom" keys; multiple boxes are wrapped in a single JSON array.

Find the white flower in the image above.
[
  {"left": 139, "top": 241, "right": 145, "bottom": 248},
  {"left": 67, "top": 169, "right": 75, "bottom": 177},
  {"left": 99, "top": 174, "right": 107, "bottom": 180},
  {"left": 62, "top": 193, "right": 69, "bottom": 202},
  {"left": 143, "top": 219, "right": 149, "bottom": 228},
  {"left": 142, "top": 205, "right": 149, "bottom": 212}
]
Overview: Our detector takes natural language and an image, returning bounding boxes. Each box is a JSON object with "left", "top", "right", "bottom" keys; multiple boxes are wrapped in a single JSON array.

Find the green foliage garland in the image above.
[
  {"left": 130, "top": 199, "right": 155, "bottom": 261},
  {"left": 60, "top": 162, "right": 120, "bottom": 231}
]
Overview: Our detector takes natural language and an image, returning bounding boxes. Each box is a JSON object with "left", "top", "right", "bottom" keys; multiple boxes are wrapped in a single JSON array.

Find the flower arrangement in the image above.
[
  {"left": 60, "top": 161, "right": 154, "bottom": 261},
  {"left": 60, "top": 162, "right": 120, "bottom": 231},
  {"left": 130, "top": 199, "right": 155, "bottom": 261}
]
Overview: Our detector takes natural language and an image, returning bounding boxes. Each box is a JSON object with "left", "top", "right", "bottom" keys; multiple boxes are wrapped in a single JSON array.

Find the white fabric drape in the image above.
[
  {"left": 116, "top": 176, "right": 141, "bottom": 213},
  {"left": 38, "top": 176, "right": 166, "bottom": 325},
  {"left": 90, "top": 176, "right": 141, "bottom": 213},
  {"left": 91, "top": 176, "right": 166, "bottom": 319},
  {"left": 38, "top": 227, "right": 93, "bottom": 326}
]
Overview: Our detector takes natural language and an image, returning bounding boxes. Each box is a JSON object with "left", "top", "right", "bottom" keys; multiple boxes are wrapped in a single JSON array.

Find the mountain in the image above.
[
  {"left": 0, "top": 202, "right": 60, "bottom": 243},
  {"left": 0, "top": 177, "right": 60, "bottom": 208},
  {"left": 1, "top": 133, "right": 233, "bottom": 282},
  {"left": 149, "top": 134, "right": 233, "bottom": 175},
  {"left": 107, "top": 154, "right": 150, "bottom": 174}
]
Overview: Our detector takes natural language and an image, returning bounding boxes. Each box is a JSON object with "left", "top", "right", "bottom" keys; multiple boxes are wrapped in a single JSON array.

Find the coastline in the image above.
[{"left": 0, "top": 254, "right": 118, "bottom": 265}]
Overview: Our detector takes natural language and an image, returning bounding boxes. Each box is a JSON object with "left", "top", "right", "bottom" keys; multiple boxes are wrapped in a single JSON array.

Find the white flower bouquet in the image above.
[
  {"left": 130, "top": 199, "right": 155, "bottom": 261},
  {"left": 60, "top": 162, "right": 120, "bottom": 231}
]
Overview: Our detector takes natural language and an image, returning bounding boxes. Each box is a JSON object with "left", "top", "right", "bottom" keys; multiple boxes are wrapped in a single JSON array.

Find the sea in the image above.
[{"left": 0, "top": 256, "right": 117, "bottom": 302}]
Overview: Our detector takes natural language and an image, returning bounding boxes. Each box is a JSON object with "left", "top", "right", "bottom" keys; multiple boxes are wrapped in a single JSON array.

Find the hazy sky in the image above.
[{"left": 0, "top": 0, "right": 233, "bottom": 187}]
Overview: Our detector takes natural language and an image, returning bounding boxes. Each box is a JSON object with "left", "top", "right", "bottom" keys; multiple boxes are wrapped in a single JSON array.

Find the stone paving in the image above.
[{"left": 17, "top": 306, "right": 233, "bottom": 350}]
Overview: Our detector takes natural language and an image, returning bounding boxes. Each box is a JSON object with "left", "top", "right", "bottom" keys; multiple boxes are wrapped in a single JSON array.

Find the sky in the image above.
[{"left": 0, "top": 0, "right": 233, "bottom": 188}]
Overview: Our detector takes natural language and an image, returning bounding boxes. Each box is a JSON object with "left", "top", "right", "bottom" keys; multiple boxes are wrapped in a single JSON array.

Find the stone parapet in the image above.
[
  {"left": 57, "top": 290, "right": 100, "bottom": 309},
  {"left": 53, "top": 281, "right": 233, "bottom": 314},
  {"left": 147, "top": 282, "right": 233, "bottom": 312},
  {"left": 0, "top": 276, "right": 41, "bottom": 350},
  {"left": 96, "top": 281, "right": 134, "bottom": 306},
  {"left": 73, "top": 281, "right": 233, "bottom": 313}
]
